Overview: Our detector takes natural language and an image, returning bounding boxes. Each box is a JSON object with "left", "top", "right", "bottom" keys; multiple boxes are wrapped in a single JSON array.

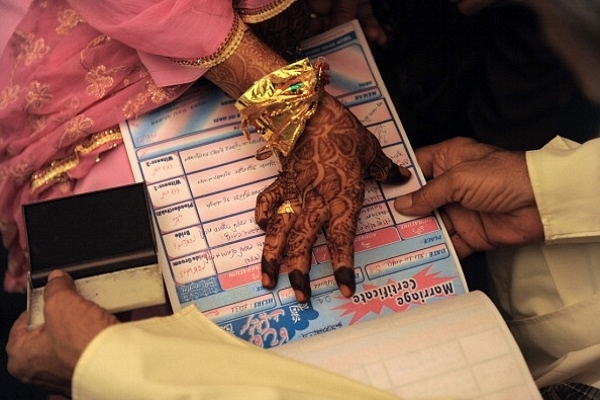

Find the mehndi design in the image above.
[
  {"left": 255, "top": 94, "right": 411, "bottom": 302},
  {"left": 205, "top": 27, "right": 411, "bottom": 303}
]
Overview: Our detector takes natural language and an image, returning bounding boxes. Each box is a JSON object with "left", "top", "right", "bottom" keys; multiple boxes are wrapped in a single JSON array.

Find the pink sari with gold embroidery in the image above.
[{"left": 0, "top": 0, "right": 295, "bottom": 291}]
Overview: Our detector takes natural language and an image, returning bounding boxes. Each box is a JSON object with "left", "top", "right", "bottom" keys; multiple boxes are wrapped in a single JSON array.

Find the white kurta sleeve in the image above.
[
  {"left": 488, "top": 135, "right": 600, "bottom": 388},
  {"left": 526, "top": 135, "right": 600, "bottom": 244},
  {"left": 72, "top": 306, "right": 400, "bottom": 400}
]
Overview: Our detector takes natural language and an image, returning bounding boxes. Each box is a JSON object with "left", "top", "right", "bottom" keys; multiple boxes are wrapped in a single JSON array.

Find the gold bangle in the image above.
[
  {"left": 168, "top": 15, "right": 246, "bottom": 69},
  {"left": 237, "top": 0, "right": 297, "bottom": 24},
  {"left": 235, "top": 57, "right": 329, "bottom": 160}
]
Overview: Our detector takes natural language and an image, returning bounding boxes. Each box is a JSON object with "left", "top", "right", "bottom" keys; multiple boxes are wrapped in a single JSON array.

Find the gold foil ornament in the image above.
[{"left": 235, "top": 58, "right": 329, "bottom": 160}]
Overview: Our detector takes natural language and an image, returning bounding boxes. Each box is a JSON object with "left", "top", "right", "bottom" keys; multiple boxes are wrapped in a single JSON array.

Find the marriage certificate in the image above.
[{"left": 121, "top": 20, "right": 467, "bottom": 348}]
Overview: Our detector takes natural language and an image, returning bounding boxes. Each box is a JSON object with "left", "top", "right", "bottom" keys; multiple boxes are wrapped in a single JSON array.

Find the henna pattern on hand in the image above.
[
  {"left": 204, "top": 22, "right": 410, "bottom": 303},
  {"left": 256, "top": 94, "right": 411, "bottom": 302}
]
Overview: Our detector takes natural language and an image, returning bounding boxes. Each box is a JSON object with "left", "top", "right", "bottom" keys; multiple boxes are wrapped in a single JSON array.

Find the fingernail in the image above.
[
  {"left": 394, "top": 195, "right": 413, "bottom": 210},
  {"left": 339, "top": 284, "right": 354, "bottom": 298},
  {"left": 334, "top": 267, "right": 356, "bottom": 298},
  {"left": 289, "top": 270, "right": 311, "bottom": 303},
  {"left": 400, "top": 165, "right": 411, "bottom": 178},
  {"left": 256, "top": 217, "right": 268, "bottom": 231},
  {"left": 261, "top": 258, "right": 279, "bottom": 290},
  {"left": 294, "top": 289, "right": 309, "bottom": 304},
  {"left": 262, "top": 273, "right": 275, "bottom": 290},
  {"left": 384, "top": 165, "right": 411, "bottom": 184},
  {"left": 47, "top": 270, "right": 66, "bottom": 281}
]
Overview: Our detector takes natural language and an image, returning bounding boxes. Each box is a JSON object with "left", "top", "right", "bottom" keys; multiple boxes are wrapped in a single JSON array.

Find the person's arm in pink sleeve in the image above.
[
  {"left": 67, "top": 0, "right": 236, "bottom": 85},
  {"left": 67, "top": 0, "right": 233, "bottom": 58}
]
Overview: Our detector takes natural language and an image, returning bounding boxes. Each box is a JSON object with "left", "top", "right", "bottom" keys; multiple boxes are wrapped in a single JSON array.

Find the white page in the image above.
[{"left": 271, "top": 291, "right": 541, "bottom": 399}]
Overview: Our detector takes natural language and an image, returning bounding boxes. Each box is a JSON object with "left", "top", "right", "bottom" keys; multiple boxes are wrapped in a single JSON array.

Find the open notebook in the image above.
[{"left": 271, "top": 291, "right": 541, "bottom": 399}]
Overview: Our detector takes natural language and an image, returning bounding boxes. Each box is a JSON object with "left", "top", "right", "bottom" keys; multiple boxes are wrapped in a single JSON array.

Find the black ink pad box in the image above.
[{"left": 24, "top": 182, "right": 165, "bottom": 328}]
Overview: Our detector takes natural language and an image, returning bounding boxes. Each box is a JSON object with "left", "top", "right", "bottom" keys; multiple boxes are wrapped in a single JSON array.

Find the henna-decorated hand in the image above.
[
  {"left": 255, "top": 94, "right": 411, "bottom": 303},
  {"left": 204, "top": 27, "right": 408, "bottom": 303}
]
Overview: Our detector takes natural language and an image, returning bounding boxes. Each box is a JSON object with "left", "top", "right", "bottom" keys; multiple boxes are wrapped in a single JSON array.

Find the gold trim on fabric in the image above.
[
  {"left": 168, "top": 14, "right": 246, "bottom": 69},
  {"left": 30, "top": 127, "right": 122, "bottom": 192},
  {"left": 238, "top": 0, "right": 297, "bottom": 24}
]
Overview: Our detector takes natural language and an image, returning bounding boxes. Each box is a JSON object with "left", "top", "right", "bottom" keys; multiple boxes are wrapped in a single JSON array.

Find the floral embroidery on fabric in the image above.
[
  {"left": 35, "top": 0, "right": 49, "bottom": 9},
  {"left": 15, "top": 31, "right": 50, "bottom": 66},
  {"left": 8, "top": 157, "right": 34, "bottom": 187},
  {"left": 56, "top": 8, "right": 85, "bottom": 35},
  {"left": 85, "top": 65, "right": 115, "bottom": 98},
  {"left": 0, "top": 85, "right": 21, "bottom": 109},
  {"left": 148, "top": 81, "right": 178, "bottom": 103},
  {"left": 1, "top": 0, "right": 194, "bottom": 292},
  {"left": 25, "top": 81, "right": 52, "bottom": 110},
  {"left": 80, "top": 36, "right": 131, "bottom": 98},
  {"left": 87, "top": 34, "right": 111, "bottom": 49},
  {"left": 59, "top": 114, "right": 94, "bottom": 147},
  {"left": 122, "top": 79, "right": 180, "bottom": 119},
  {"left": 122, "top": 92, "right": 145, "bottom": 119},
  {"left": 29, "top": 115, "right": 50, "bottom": 134}
]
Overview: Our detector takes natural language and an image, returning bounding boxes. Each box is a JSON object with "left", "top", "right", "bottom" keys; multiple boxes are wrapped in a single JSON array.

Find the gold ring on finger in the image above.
[{"left": 276, "top": 200, "right": 295, "bottom": 214}]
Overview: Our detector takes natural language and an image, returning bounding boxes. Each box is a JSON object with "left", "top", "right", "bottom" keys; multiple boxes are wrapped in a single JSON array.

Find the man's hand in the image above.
[
  {"left": 6, "top": 270, "right": 118, "bottom": 396},
  {"left": 256, "top": 94, "right": 411, "bottom": 302},
  {"left": 394, "top": 137, "right": 544, "bottom": 258}
]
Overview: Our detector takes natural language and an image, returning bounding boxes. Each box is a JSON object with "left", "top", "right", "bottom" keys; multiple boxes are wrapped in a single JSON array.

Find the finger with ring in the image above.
[{"left": 276, "top": 200, "right": 296, "bottom": 214}]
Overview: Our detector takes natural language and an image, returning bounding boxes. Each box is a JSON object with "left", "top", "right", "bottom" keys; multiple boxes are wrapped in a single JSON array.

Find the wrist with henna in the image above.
[{"left": 204, "top": 27, "right": 289, "bottom": 99}]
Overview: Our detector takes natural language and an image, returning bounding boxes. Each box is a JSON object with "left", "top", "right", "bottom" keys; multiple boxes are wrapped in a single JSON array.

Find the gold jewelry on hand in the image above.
[
  {"left": 276, "top": 200, "right": 295, "bottom": 214},
  {"left": 235, "top": 57, "right": 329, "bottom": 160}
]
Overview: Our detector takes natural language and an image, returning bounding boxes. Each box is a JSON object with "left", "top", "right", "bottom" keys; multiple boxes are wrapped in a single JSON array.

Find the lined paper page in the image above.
[{"left": 271, "top": 291, "right": 541, "bottom": 399}]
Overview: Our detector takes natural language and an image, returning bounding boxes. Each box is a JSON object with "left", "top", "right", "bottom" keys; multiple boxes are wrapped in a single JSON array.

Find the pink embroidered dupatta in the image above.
[
  {"left": 0, "top": 0, "right": 290, "bottom": 291},
  {"left": 0, "top": 0, "right": 293, "bottom": 291}
]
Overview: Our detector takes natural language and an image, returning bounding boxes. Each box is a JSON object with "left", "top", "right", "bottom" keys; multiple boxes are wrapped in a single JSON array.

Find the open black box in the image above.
[{"left": 24, "top": 182, "right": 165, "bottom": 328}]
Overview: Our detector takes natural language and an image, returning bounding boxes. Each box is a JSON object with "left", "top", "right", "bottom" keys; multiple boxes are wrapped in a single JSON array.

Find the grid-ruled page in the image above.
[{"left": 271, "top": 291, "right": 541, "bottom": 399}]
